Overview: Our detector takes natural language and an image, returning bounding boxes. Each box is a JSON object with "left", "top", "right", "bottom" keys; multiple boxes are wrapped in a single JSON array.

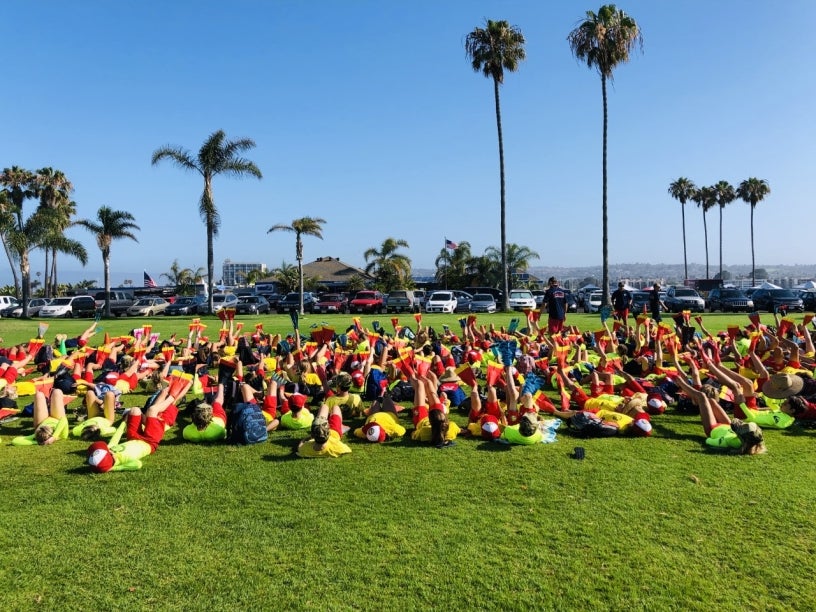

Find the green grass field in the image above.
[{"left": 1, "top": 312, "right": 815, "bottom": 611}]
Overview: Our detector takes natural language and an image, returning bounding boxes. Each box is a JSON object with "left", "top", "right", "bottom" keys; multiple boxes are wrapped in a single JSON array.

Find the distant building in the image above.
[
  {"left": 222, "top": 260, "right": 266, "bottom": 287},
  {"left": 260, "top": 256, "right": 372, "bottom": 292}
]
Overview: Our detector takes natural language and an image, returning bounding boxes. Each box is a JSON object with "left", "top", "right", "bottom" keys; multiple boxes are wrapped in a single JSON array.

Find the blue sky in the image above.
[{"left": 4, "top": 0, "right": 814, "bottom": 286}]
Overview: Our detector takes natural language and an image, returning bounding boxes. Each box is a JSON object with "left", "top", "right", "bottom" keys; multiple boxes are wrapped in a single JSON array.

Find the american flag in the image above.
[
  {"left": 144, "top": 271, "right": 157, "bottom": 288},
  {"left": 445, "top": 238, "right": 458, "bottom": 250}
]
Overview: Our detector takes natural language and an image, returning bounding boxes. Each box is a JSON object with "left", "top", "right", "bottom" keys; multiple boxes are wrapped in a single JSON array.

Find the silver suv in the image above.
[{"left": 386, "top": 290, "right": 419, "bottom": 313}]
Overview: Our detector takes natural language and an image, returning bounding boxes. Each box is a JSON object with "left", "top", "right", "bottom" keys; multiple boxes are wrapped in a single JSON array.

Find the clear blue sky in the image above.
[{"left": 4, "top": 0, "right": 814, "bottom": 286}]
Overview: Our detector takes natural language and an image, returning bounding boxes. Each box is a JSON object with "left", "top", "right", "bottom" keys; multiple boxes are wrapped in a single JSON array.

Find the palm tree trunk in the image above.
[
  {"left": 43, "top": 249, "right": 50, "bottom": 297},
  {"left": 21, "top": 249, "right": 31, "bottom": 318},
  {"left": 0, "top": 233, "right": 20, "bottom": 297},
  {"left": 494, "top": 78, "right": 509, "bottom": 312},
  {"left": 207, "top": 225, "right": 215, "bottom": 314},
  {"left": 751, "top": 204, "right": 756, "bottom": 286},
  {"left": 718, "top": 206, "right": 723, "bottom": 280},
  {"left": 703, "top": 211, "right": 709, "bottom": 279},
  {"left": 104, "top": 254, "right": 112, "bottom": 318},
  {"left": 298, "top": 255, "right": 304, "bottom": 315},
  {"left": 50, "top": 250, "right": 58, "bottom": 295},
  {"left": 681, "top": 201, "right": 688, "bottom": 281},
  {"left": 601, "top": 74, "right": 609, "bottom": 306}
]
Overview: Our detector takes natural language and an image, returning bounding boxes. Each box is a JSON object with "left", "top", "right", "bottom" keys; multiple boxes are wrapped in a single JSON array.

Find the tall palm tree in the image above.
[
  {"left": 0, "top": 166, "right": 36, "bottom": 295},
  {"left": 33, "top": 167, "right": 74, "bottom": 297},
  {"left": 268, "top": 216, "right": 325, "bottom": 314},
  {"left": 465, "top": 19, "right": 526, "bottom": 311},
  {"left": 737, "top": 178, "right": 771, "bottom": 286},
  {"left": 152, "top": 130, "right": 262, "bottom": 313},
  {"left": 668, "top": 178, "right": 696, "bottom": 282},
  {"left": 76, "top": 206, "right": 140, "bottom": 318},
  {"left": 568, "top": 4, "right": 642, "bottom": 305},
  {"left": 364, "top": 237, "right": 412, "bottom": 293},
  {"left": 692, "top": 186, "right": 717, "bottom": 279},
  {"left": 485, "top": 242, "right": 540, "bottom": 286},
  {"left": 713, "top": 180, "right": 736, "bottom": 281},
  {"left": 435, "top": 241, "right": 473, "bottom": 289}
]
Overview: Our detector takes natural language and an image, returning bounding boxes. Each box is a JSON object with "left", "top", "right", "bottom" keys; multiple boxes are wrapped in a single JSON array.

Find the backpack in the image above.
[
  {"left": 228, "top": 402, "right": 268, "bottom": 445},
  {"left": 570, "top": 411, "right": 619, "bottom": 437}
]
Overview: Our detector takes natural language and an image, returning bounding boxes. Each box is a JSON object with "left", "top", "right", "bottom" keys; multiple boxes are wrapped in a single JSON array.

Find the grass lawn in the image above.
[{"left": 1, "top": 312, "right": 815, "bottom": 610}]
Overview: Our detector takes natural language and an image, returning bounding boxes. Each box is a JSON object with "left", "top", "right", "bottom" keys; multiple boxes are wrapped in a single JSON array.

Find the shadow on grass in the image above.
[
  {"left": 475, "top": 441, "right": 512, "bottom": 452},
  {"left": 651, "top": 422, "right": 700, "bottom": 442}
]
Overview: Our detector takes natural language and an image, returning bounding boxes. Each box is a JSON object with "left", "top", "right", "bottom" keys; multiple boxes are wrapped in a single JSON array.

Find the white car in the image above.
[
  {"left": 2, "top": 298, "right": 50, "bottom": 317},
  {"left": 508, "top": 289, "right": 536, "bottom": 311},
  {"left": 587, "top": 291, "right": 604, "bottom": 313},
  {"left": 425, "top": 291, "right": 457, "bottom": 313}
]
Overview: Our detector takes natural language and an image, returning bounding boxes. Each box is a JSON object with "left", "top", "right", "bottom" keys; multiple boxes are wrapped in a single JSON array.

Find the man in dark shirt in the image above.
[
  {"left": 611, "top": 282, "right": 633, "bottom": 327},
  {"left": 544, "top": 277, "right": 567, "bottom": 334}
]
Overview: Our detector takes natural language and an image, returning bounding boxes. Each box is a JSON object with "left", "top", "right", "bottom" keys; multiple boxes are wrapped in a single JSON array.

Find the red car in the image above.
[
  {"left": 349, "top": 290, "right": 385, "bottom": 314},
  {"left": 312, "top": 293, "right": 348, "bottom": 314}
]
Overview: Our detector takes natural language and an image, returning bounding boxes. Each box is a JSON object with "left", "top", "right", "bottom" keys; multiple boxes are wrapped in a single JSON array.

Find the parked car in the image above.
[
  {"left": 210, "top": 293, "right": 240, "bottom": 313},
  {"left": 413, "top": 290, "right": 427, "bottom": 310},
  {"left": 706, "top": 287, "right": 754, "bottom": 312},
  {"left": 563, "top": 289, "right": 579, "bottom": 313},
  {"left": 386, "top": 290, "right": 419, "bottom": 313},
  {"left": 126, "top": 297, "right": 169, "bottom": 316},
  {"left": 470, "top": 293, "right": 497, "bottom": 313},
  {"left": 236, "top": 295, "right": 271, "bottom": 315},
  {"left": 631, "top": 291, "right": 651, "bottom": 313},
  {"left": 277, "top": 292, "right": 317, "bottom": 313},
  {"left": 40, "top": 295, "right": 97, "bottom": 318},
  {"left": 451, "top": 290, "right": 473, "bottom": 313},
  {"left": 463, "top": 287, "right": 504, "bottom": 305},
  {"left": 586, "top": 291, "right": 604, "bottom": 314},
  {"left": 93, "top": 290, "right": 136, "bottom": 317},
  {"left": 576, "top": 285, "right": 600, "bottom": 307},
  {"left": 349, "top": 290, "right": 385, "bottom": 314},
  {"left": 425, "top": 291, "right": 458, "bottom": 313},
  {"left": 664, "top": 287, "right": 706, "bottom": 313},
  {"left": 165, "top": 295, "right": 206, "bottom": 316},
  {"left": 800, "top": 290, "right": 816, "bottom": 312},
  {"left": 532, "top": 290, "right": 546, "bottom": 307},
  {"left": 0, "top": 297, "right": 30, "bottom": 317},
  {"left": 508, "top": 289, "right": 536, "bottom": 311},
  {"left": 750, "top": 288, "right": 804, "bottom": 313},
  {"left": 258, "top": 292, "right": 282, "bottom": 311},
  {"left": 312, "top": 293, "right": 348, "bottom": 314}
]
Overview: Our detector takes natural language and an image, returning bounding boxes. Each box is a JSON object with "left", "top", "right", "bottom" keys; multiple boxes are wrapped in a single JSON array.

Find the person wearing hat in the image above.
[
  {"left": 353, "top": 394, "right": 406, "bottom": 443},
  {"left": 267, "top": 384, "right": 314, "bottom": 431},
  {"left": 87, "top": 385, "right": 190, "bottom": 472},
  {"left": 437, "top": 367, "right": 467, "bottom": 409},
  {"left": 296, "top": 403, "right": 351, "bottom": 458},
  {"left": 544, "top": 277, "right": 568, "bottom": 334},
  {"left": 611, "top": 282, "right": 633, "bottom": 327}
]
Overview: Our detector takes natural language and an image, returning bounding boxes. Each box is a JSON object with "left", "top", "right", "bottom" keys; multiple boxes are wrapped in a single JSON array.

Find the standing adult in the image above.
[
  {"left": 611, "top": 282, "right": 633, "bottom": 326},
  {"left": 649, "top": 282, "right": 666, "bottom": 323},
  {"left": 544, "top": 277, "right": 567, "bottom": 334}
]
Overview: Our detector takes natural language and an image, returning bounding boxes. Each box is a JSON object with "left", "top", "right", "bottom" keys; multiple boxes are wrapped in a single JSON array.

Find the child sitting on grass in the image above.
[{"left": 296, "top": 404, "right": 351, "bottom": 458}]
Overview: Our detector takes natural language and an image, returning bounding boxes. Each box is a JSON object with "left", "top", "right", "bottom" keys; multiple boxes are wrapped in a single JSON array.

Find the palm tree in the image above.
[
  {"left": 465, "top": 19, "right": 526, "bottom": 311},
  {"left": 668, "top": 178, "right": 697, "bottom": 282},
  {"left": 737, "top": 178, "right": 771, "bottom": 286},
  {"left": 568, "top": 5, "right": 642, "bottom": 305},
  {"left": 692, "top": 186, "right": 717, "bottom": 279},
  {"left": 33, "top": 167, "right": 74, "bottom": 297},
  {"left": 364, "top": 237, "right": 412, "bottom": 293},
  {"left": 435, "top": 241, "right": 473, "bottom": 289},
  {"left": 162, "top": 260, "right": 204, "bottom": 295},
  {"left": 713, "top": 180, "right": 736, "bottom": 281},
  {"left": 152, "top": 130, "right": 262, "bottom": 313},
  {"left": 0, "top": 166, "right": 36, "bottom": 295},
  {"left": 485, "top": 243, "right": 540, "bottom": 286},
  {"left": 76, "top": 206, "right": 140, "bottom": 318},
  {"left": 239, "top": 268, "right": 266, "bottom": 287},
  {"left": 268, "top": 216, "right": 325, "bottom": 314},
  {"left": 270, "top": 261, "right": 299, "bottom": 294}
]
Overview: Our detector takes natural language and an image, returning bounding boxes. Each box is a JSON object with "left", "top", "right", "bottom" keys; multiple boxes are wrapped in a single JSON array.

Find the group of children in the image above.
[{"left": 3, "top": 304, "right": 816, "bottom": 471}]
